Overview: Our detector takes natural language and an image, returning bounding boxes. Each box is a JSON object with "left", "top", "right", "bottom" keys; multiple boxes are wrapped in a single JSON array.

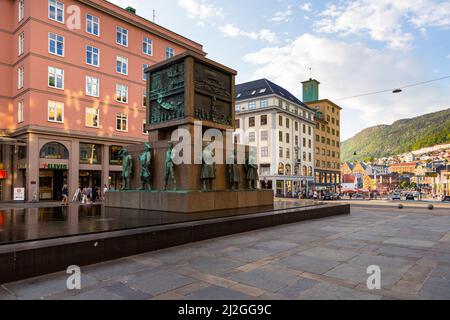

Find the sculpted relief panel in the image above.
[
  {"left": 149, "top": 61, "right": 185, "bottom": 124},
  {"left": 194, "top": 62, "right": 232, "bottom": 126}
]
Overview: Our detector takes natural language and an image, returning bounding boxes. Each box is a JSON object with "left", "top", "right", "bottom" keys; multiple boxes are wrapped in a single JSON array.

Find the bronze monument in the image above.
[{"left": 105, "top": 51, "right": 273, "bottom": 213}]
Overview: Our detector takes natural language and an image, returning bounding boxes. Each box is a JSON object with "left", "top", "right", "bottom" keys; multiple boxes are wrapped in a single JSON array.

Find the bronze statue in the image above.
[
  {"left": 245, "top": 150, "right": 258, "bottom": 190},
  {"left": 201, "top": 141, "right": 216, "bottom": 191},
  {"left": 139, "top": 143, "right": 152, "bottom": 191},
  {"left": 228, "top": 149, "right": 240, "bottom": 190},
  {"left": 119, "top": 148, "right": 133, "bottom": 190},
  {"left": 164, "top": 141, "right": 177, "bottom": 191}
]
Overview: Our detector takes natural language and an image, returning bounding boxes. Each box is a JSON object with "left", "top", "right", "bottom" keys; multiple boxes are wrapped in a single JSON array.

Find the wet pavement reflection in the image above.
[{"left": 0, "top": 201, "right": 322, "bottom": 245}]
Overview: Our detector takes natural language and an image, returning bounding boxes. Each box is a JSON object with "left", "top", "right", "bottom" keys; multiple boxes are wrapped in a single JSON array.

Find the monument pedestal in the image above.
[{"left": 105, "top": 189, "right": 273, "bottom": 213}]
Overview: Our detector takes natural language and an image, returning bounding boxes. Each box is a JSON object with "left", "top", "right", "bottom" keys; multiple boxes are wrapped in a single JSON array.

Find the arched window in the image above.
[
  {"left": 294, "top": 164, "right": 300, "bottom": 176},
  {"left": 308, "top": 166, "right": 313, "bottom": 177},
  {"left": 278, "top": 163, "right": 284, "bottom": 175},
  {"left": 40, "top": 142, "right": 69, "bottom": 159},
  {"left": 302, "top": 165, "right": 307, "bottom": 176},
  {"left": 285, "top": 164, "right": 291, "bottom": 176}
]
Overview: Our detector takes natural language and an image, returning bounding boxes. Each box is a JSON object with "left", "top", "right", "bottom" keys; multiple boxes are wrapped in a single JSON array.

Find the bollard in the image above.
[
  {"left": 398, "top": 204, "right": 403, "bottom": 209},
  {"left": 428, "top": 204, "right": 434, "bottom": 210}
]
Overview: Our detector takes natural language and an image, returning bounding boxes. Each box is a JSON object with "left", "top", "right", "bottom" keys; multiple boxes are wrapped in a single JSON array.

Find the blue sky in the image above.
[{"left": 108, "top": 0, "right": 450, "bottom": 140}]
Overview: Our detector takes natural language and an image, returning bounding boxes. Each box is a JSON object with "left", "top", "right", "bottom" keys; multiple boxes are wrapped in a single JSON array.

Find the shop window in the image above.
[
  {"left": 40, "top": 142, "right": 68, "bottom": 159},
  {"left": 79, "top": 143, "right": 102, "bottom": 164},
  {"left": 109, "top": 146, "right": 123, "bottom": 165}
]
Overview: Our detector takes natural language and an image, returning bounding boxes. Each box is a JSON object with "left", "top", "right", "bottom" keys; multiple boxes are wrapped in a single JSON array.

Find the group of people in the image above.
[{"left": 61, "top": 184, "right": 110, "bottom": 205}]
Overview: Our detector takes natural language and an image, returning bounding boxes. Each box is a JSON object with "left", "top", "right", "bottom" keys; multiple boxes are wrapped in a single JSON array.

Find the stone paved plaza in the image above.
[{"left": 1, "top": 204, "right": 450, "bottom": 300}]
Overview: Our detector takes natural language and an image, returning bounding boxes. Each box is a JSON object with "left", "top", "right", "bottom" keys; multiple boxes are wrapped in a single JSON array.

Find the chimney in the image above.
[
  {"left": 301, "top": 78, "right": 320, "bottom": 103},
  {"left": 125, "top": 6, "right": 136, "bottom": 14}
]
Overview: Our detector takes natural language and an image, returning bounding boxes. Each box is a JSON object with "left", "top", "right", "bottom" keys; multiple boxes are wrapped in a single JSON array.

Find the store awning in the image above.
[{"left": 0, "top": 137, "right": 26, "bottom": 146}]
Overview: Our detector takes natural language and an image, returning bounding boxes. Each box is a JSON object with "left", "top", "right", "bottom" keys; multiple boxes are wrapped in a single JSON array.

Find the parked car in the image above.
[
  {"left": 323, "top": 193, "right": 334, "bottom": 200},
  {"left": 405, "top": 193, "right": 415, "bottom": 201},
  {"left": 354, "top": 193, "right": 365, "bottom": 199},
  {"left": 333, "top": 193, "right": 341, "bottom": 200},
  {"left": 442, "top": 196, "right": 450, "bottom": 203},
  {"left": 391, "top": 193, "right": 401, "bottom": 200}
]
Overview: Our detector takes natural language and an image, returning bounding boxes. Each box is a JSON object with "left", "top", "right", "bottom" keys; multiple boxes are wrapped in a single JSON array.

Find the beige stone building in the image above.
[
  {"left": 302, "top": 79, "right": 342, "bottom": 192},
  {"left": 234, "top": 79, "right": 315, "bottom": 197}
]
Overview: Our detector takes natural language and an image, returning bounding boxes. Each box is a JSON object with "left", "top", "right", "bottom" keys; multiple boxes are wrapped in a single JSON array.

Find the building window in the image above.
[
  {"left": 279, "top": 115, "right": 283, "bottom": 126},
  {"left": 286, "top": 133, "right": 290, "bottom": 144},
  {"left": 116, "top": 84, "right": 128, "bottom": 103},
  {"left": 116, "top": 26, "right": 128, "bottom": 47},
  {"left": 249, "top": 132, "right": 256, "bottom": 143},
  {"left": 116, "top": 56, "right": 128, "bottom": 75},
  {"left": 248, "top": 101, "right": 256, "bottom": 110},
  {"left": 235, "top": 119, "right": 240, "bottom": 129},
  {"left": 166, "top": 47, "right": 174, "bottom": 59},
  {"left": 308, "top": 126, "right": 312, "bottom": 135},
  {"left": 321, "top": 136, "right": 325, "bottom": 143},
  {"left": 143, "top": 64, "right": 149, "bottom": 81},
  {"left": 79, "top": 143, "right": 102, "bottom": 164},
  {"left": 261, "top": 99, "right": 268, "bottom": 108},
  {"left": 18, "top": 33, "right": 24, "bottom": 56},
  {"left": 86, "top": 14, "right": 100, "bottom": 36},
  {"left": 86, "top": 76, "right": 99, "bottom": 97},
  {"left": 85, "top": 107, "right": 99, "bottom": 128},
  {"left": 48, "top": 100, "right": 64, "bottom": 123},
  {"left": 260, "top": 115, "right": 267, "bottom": 125},
  {"left": 142, "top": 120, "right": 148, "bottom": 134},
  {"left": 18, "top": 101, "right": 24, "bottom": 123},
  {"left": 86, "top": 46, "right": 100, "bottom": 67},
  {"left": 303, "top": 152, "right": 307, "bottom": 161},
  {"left": 295, "top": 121, "right": 298, "bottom": 131},
  {"left": 48, "top": 0, "right": 64, "bottom": 23},
  {"left": 279, "top": 147, "right": 283, "bottom": 158},
  {"left": 235, "top": 104, "right": 241, "bottom": 112},
  {"left": 48, "top": 33, "right": 64, "bottom": 56},
  {"left": 315, "top": 147, "right": 320, "bottom": 154},
  {"left": 40, "top": 142, "right": 68, "bottom": 159},
  {"left": 109, "top": 146, "right": 123, "bottom": 165},
  {"left": 143, "top": 37, "right": 153, "bottom": 55},
  {"left": 295, "top": 136, "right": 298, "bottom": 146},
  {"left": 303, "top": 138, "right": 306, "bottom": 147},
  {"left": 19, "top": 0, "right": 25, "bottom": 22},
  {"left": 249, "top": 117, "right": 255, "bottom": 127},
  {"left": 261, "top": 147, "right": 268, "bottom": 157},
  {"left": 286, "top": 118, "right": 290, "bottom": 129},
  {"left": 279, "top": 131, "right": 283, "bottom": 142},
  {"left": 261, "top": 130, "right": 268, "bottom": 141},
  {"left": 308, "top": 139, "right": 312, "bottom": 148},
  {"left": 143, "top": 90, "right": 148, "bottom": 107},
  {"left": 18, "top": 66, "right": 24, "bottom": 89},
  {"left": 286, "top": 148, "right": 290, "bottom": 158},
  {"left": 48, "top": 66, "right": 64, "bottom": 89},
  {"left": 234, "top": 134, "right": 240, "bottom": 144},
  {"left": 116, "top": 113, "right": 128, "bottom": 131}
]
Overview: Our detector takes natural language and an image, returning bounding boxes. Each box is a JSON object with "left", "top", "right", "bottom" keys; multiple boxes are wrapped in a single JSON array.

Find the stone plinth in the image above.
[{"left": 105, "top": 189, "right": 273, "bottom": 213}]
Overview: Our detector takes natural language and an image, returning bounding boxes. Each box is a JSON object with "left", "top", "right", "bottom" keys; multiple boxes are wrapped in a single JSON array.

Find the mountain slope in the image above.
[{"left": 341, "top": 108, "right": 450, "bottom": 162}]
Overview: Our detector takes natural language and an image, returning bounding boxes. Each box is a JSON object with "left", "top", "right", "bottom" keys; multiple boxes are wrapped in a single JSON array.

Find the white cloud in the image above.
[
  {"left": 271, "top": 5, "right": 293, "bottom": 22},
  {"left": 218, "top": 24, "right": 276, "bottom": 43},
  {"left": 242, "top": 33, "right": 449, "bottom": 139},
  {"left": 178, "top": 0, "right": 223, "bottom": 21},
  {"left": 300, "top": 3, "right": 312, "bottom": 12},
  {"left": 314, "top": 0, "right": 450, "bottom": 50}
]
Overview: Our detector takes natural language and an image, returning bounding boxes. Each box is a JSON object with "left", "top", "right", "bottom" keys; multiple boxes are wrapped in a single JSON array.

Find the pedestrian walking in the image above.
[{"left": 61, "top": 184, "right": 69, "bottom": 206}]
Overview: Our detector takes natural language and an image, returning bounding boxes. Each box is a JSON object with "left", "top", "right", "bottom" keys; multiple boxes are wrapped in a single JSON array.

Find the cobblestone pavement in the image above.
[{"left": 2, "top": 205, "right": 450, "bottom": 300}]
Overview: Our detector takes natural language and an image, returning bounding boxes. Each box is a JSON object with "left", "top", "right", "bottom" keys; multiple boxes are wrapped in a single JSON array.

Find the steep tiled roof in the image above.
[{"left": 236, "top": 78, "right": 312, "bottom": 110}]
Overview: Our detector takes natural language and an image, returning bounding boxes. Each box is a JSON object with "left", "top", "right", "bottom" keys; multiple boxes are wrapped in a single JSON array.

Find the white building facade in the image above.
[{"left": 234, "top": 79, "right": 315, "bottom": 197}]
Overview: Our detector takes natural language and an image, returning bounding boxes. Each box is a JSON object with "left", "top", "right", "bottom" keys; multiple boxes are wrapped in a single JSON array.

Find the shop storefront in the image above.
[
  {"left": 79, "top": 170, "right": 101, "bottom": 189},
  {"left": 39, "top": 142, "right": 70, "bottom": 201},
  {"left": 39, "top": 165, "right": 68, "bottom": 200}
]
